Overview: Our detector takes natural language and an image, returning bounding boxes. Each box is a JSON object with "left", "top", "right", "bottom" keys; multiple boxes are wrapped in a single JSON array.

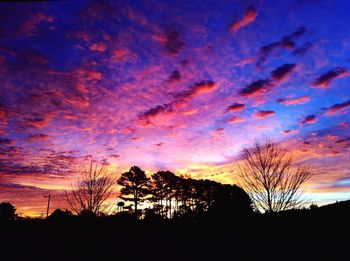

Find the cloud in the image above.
[
  {"left": 257, "top": 27, "right": 306, "bottom": 67},
  {"left": 239, "top": 64, "right": 296, "bottom": 98},
  {"left": 165, "top": 28, "right": 184, "bottom": 55},
  {"left": 168, "top": 70, "right": 181, "bottom": 82},
  {"left": 301, "top": 114, "right": 318, "bottom": 125},
  {"left": 90, "top": 42, "right": 108, "bottom": 52},
  {"left": 338, "top": 122, "right": 349, "bottom": 129},
  {"left": 183, "top": 108, "right": 198, "bottom": 116},
  {"left": 235, "top": 57, "right": 256, "bottom": 67},
  {"left": 137, "top": 80, "right": 216, "bottom": 126},
  {"left": 0, "top": 138, "right": 15, "bottom": 146},
  {"left": 177, "top": 80, "right": 217, "bottom": 99},
  {"left": 325, "top": 100, "right": 350, "bottom": 116},
  {"left": 0, "top": 103, "right": 7, "bottom": 120},
  {"left": 209, "top": 128, "right": 224, "bottom": 137},
  {"left": 225, "top": 103, "right": 246, "bottom": 113},
  {"left": 138, "top": 104, "right": 174, "bottom": 126},
  {"left": 335, "top": 137, "right": 350, "bottom": 144},
  {"left": 277, "top": 96, "right": 310, "bottom": 105},
  {"left": 24, "top": 117, "right": 50, "bottom": 128},
  {"left": 142, "top": 104, "right": 171, "bottom": 119},
  {"left": 292, "top": 41, "right": 314, "bottom": 56},
  {"left": 118, "top": 127, "right": 134, "bottom": 134},
  {"left": 28, "top": 134, "right": 49, "bottom": 141},
  {"left": 270, "top": 63, "right": 296, "bottom": 82},
  {"left": 281, "top": 129, "right": 299, "bottom": 135},
  {"left": 312, "top": 67, "right": 347, "bottom": 88},
  {"left": 0, "top": 146, "right": 21, "bottom": 158},
  {"left": 227, "top": 116, "right": 245, "bottom": 124},
  {"left": 239, "top": 79, "right": 272, "bottom": 97},
  {"left": 21, "top": 12, "right": 54, "bottom": 36},
  {"left": 253, "top": 110, "right": 275, "bottom": 119},
  {"left": 77, "top": 69, "right": 103, "bottom": 81},
  {"left": 230, "top": 6, "right": 257, "bottom": 33}
]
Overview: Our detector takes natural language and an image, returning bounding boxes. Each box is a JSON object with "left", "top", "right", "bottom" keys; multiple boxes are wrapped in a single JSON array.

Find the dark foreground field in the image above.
[{"left": 1, "top": 201, "right": 349, "bottom": 261}]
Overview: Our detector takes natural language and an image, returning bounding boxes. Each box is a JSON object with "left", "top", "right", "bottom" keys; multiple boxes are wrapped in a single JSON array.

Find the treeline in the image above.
[
  {"left": 118, "top": 166, "right": 253, "bottom": 220},
  {"left": 0, "top": 166, "right": 253, "bottom": 222}
]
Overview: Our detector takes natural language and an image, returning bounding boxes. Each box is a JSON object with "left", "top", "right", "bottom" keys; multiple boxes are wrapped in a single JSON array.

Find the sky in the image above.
[{"left": 0, "top": 0, "right": 349, "bottom": 216}]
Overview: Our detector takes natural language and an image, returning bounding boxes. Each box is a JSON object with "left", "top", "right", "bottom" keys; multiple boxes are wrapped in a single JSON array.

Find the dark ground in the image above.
[{"left": 1, "top": 201, "right": 349, "bottom": 261}]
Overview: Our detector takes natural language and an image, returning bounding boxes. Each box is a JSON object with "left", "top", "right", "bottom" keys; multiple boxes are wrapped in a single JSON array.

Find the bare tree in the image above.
[
  {"left": 65, "top": 160, "right": 115, "bottom": 215},
  {"left": 238, "top": 140, "right": 312, "bottom": 213}
]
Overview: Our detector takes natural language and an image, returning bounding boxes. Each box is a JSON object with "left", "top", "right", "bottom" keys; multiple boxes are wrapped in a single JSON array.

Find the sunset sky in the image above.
[{"left": 0, "top": 0, "right": 349, "bottom": 216}]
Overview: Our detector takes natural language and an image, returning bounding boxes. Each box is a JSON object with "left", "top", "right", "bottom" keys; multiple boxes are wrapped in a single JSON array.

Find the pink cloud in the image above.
[
  {"left": 281, "top": 129, "right": 299, "bottom": 135},
  {"left": 338, "top": 122, "right": 349, "bottom": 129},
  {"left": 277, "top": 96, "right": 310, "bottom": 105},
  {"left": 253, "top": 110, "right": 275, "bottom": 119},
  {"left": 312, "top": 67, "right": 347, "bottom": 88},
  {"left": 209, "top": 128, "right": 225, "bottom": 138},
  {"left": 301, "top": 114, "right": 318, "bottom": 125},
  {"left": 183, "top": 108, "right": 198, "bottom": 116},
  {"left": 325, "top": 100, "right": 350, "bottom": 116},
  {"left": 239, "top": 79, "right": 272, "bottom": 97},
  {"left": 0, "top": 138, "right": 15, "bottom": 146},
  {"left": 235, "top": 57, "right": 256, "bottom": 67},
  {"left": 227, "top": 116, "right": 245, "bottom": 124},
  {"left": 28, "top": 134, "right": 49, "bottom": 141},
  {"left": 270, "top": 63, "right": 296, "bottom": 83},
  {"left": 25, "top": 117, "right": 50, "bottom": 128},
  {"left": 225, "top": 103, "right": 246, "bottom": 113}
]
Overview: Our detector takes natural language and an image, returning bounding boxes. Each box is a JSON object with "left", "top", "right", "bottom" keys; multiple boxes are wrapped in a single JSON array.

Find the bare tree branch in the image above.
[
  {"left": 237, "top": 140, "right": 312, "bottom": 213},
  {"left": 65, "top": 160, "right": 115, "bottom": 215}
]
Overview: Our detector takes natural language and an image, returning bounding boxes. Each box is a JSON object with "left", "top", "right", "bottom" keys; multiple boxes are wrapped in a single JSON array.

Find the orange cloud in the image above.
[
  {"left": 230, "top": 6, "right": 257, "bottom": 33},
  {"left": 90, "top": 42, "right": 108, "bottom": 52},
  {"left": 184, "top": 80, "right": 217, "bottom": 98}
]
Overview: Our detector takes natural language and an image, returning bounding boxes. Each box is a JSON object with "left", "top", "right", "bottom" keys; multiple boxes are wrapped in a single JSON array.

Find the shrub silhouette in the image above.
[
  {"left": 0, "top": 202, "right": 16, "bottom": 221},
  {"left": 49, "top": 208, "right": 72, "bottom": 221}
]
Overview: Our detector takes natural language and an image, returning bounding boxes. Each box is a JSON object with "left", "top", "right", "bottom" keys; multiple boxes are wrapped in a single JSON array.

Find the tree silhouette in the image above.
[
  {"left": 209, "top": 184, "right": 253, "bottom": 217},
  {"left": 150, "top": 171, "right": 177, "bottom": 218},
  {"left": 117, "top": 166, "right": 150, "bottom": 214},
  {"left": 65, "top": 160, "right": 115, "bottom": 215},
  {"left": 0, "top": 202, "right": 16, "bottom": 221},
  {"left": 238, "top": 140, "right": 312, "bottom": 213}
]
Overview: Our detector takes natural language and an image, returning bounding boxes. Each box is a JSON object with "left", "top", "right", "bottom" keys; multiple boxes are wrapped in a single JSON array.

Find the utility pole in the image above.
[{"left": 45, "top": 194, "right": 51, "bottom": 218}]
